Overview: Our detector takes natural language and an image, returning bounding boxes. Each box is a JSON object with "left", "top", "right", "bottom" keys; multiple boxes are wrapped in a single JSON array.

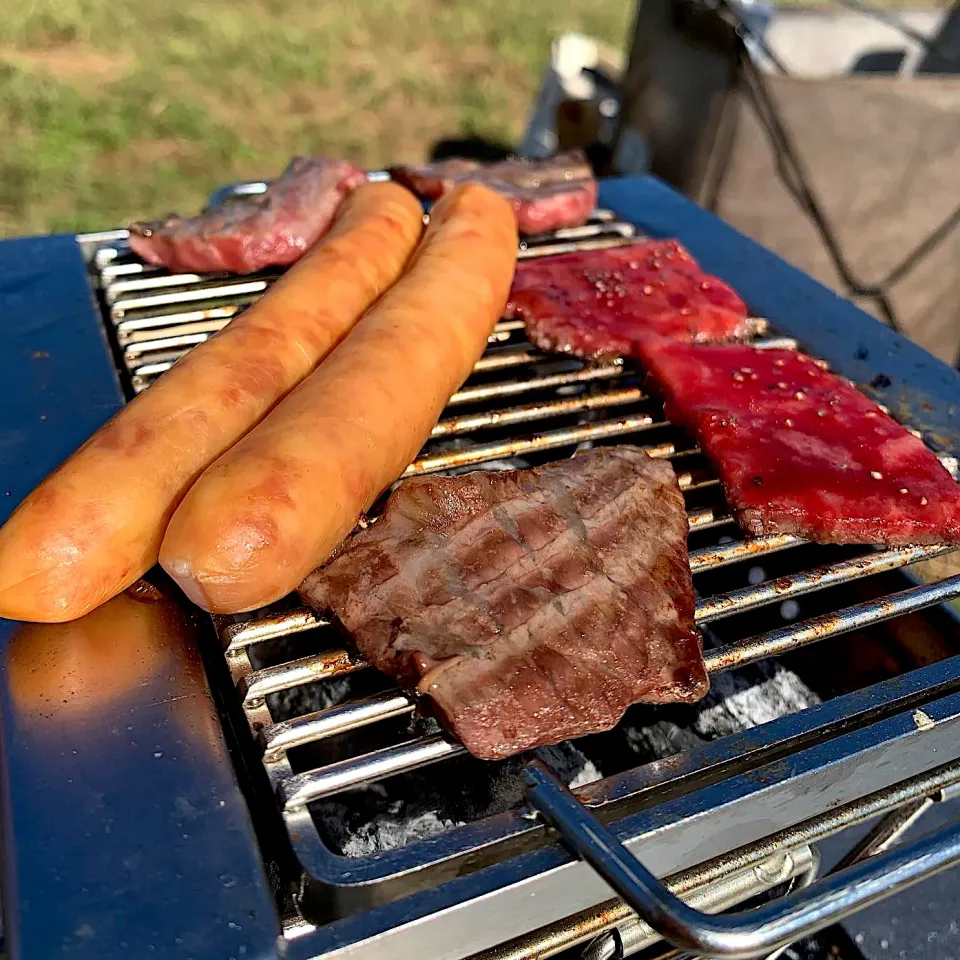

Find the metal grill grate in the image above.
[
  {"left": 84, "top": 202, "right": 960, "bottom": 947},
  {"left": 90, "top": 209, "right": 637, "bottom": 393}
]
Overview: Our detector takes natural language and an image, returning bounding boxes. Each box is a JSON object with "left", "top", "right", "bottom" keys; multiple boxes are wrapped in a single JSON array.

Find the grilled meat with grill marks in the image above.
[
  {"left": 636, "top": 339, "right": 960, "bottom": 545},
  {"left": 390, "top": 150, "right": 598, "bottom": 235},
  {"left": 505, "top": 241, "right": 751, "bottom": 359},
  {"left": 299, "top": 446, "right": 708, "bottom": 760},
  {"left": 129, "top": 157, "right": 367, "bottom": 274}
]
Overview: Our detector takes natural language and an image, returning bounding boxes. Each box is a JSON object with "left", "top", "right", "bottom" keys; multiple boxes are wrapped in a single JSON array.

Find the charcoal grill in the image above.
[{"left": 2, "top": 175, "right": 960, "bottom": 960}]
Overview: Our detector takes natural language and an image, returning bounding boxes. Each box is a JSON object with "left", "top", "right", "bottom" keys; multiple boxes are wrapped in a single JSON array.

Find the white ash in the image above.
[
  {"left": 694, "top": 667, "right": 820, "bottom": 740},
  {"left": 266, "top": 674, "right": 354, "bottom": 720},
  {"left": 339, "top": 807, "right": 465, "bottom": 857},
  {"left": 533, "top": 741, "right": 602, "bottom": 789},
  {"left": 626, "top": 719, "right": 707, "bottom": 758},
  {"left": 625, "top": 664, "right": 819, "bottom": 762},
  {"left": 427, "top": 437, "right": 477, "bottom": 453},
  {"left": 316, "top": 736, "right": 604, "bottom": 857},
  {"left": 569, "top": 762, "right": 602, "bottom": 790}
]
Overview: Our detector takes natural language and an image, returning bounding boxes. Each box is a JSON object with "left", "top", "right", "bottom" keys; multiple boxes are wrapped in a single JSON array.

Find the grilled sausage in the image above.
[
  {"left": 159, "top": 183, "right": 518, "bottom": 613},
  {"left": 0, "top": 183, "right": 424, "bottom": 623}
]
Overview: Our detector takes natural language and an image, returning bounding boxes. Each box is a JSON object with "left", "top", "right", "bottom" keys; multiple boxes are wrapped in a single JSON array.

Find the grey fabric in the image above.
[{"left": 713, "top": 74, "right": 960, "bottom": 365}]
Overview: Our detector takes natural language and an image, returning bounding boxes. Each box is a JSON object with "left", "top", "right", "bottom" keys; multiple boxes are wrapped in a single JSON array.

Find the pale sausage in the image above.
[
  {"left": 159, "top": 183, "right": 518, "bottom": 613},
  {"left": 0, "top": 182, "right": 424, "bottom": 622}
]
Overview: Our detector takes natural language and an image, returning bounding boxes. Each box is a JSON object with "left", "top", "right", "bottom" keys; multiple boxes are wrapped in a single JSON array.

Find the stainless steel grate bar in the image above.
[
  {"left": 115, "top": 303, "right": 247, "bottom": 337},
  {"left": 131, "top": 360, "right": 174, "bottom": 387},
  {"left": 430, "top": 387, "right": 648, "bottom": 438},
  {"left": 101, "top": 260, "right": 163, "bottom": 282},
  {"left": 404, "top": 421, "right": 676, "bottom": 477},
  {"left": 518, "top": 235, "right": 638, "bottom": 260},
  {"left": 220, "top": 607, "right": 327, "bottom": 653},
  {"left": 472, "top": 347, "right": 548, "bottom": 373},
  {"left": 110, "top": 278, "right": 271, "bottom": 319},
  {"left": 105, "top": 268, "right": 279, "bottom": 302},
  {"left": 688, "top": 535, "right": 801, "bottom": 572},
  {"left": 687, "top": 510, "right": 733, "bottom": 532},
  {"left": 702, "top": 572, "right": 960, "bottom": 674},
  {"left": 125, "top": 331, "right": 210, "bottom": 358},
  {"left": 262, "top": 692, "right": 416, "bottom": 762},
  {"left": 279, "top": 734, "right": 465, "bottom": 808},
  {"left": 241, "top": 647, "right": 368, "bottom": 705},
  {"left": 696, "top": 544, "right": 956, "bottom": 624},
  {"left": 123, "top": 317, "right": 236, "bottom": 346},
  {"left": 447, "top": 361, "right": 627, "bottom": 406}
]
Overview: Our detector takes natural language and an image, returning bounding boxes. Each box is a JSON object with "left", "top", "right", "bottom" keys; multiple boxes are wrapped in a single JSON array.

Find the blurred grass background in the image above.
[{"left": 0, "top": 0, "right": 631, "bottom": 236}]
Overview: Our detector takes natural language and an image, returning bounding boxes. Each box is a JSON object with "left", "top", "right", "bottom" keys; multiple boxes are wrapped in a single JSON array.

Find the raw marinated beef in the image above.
[
  {"left": 300, "top": 446, "right": 708, "bottom": 760},
  {"left": 390, "top": 150, "right": 598, "bottom": 235},
  {"left": 636, "top": 338, "right": 960, "bottom": 545},
  {"left": 506, "top": 241, "right": 751, "bottom": 359},
  {"left": 129, "top": 157, "right": 366, "bottom": 274}
]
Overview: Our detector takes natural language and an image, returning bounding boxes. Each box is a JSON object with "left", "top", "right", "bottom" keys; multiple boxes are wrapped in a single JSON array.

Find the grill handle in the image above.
[
  {"left": 524, "top": 760, "right": 960, "bottom": 960},
  {"left": 205, "top": 181, "right": 269, "bottom": 210},
  {"left": 205, "top": 171, "right": 392, "bottom": 211}
]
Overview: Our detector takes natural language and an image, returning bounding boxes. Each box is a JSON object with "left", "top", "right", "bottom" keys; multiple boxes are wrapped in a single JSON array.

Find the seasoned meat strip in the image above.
[
  {"left": 390, "top": 149, "right": 598, "bottom": 235},
  {"left": 505, "top": 241, "right": 751, "bottom": 358},
  {"left": 636, "top": 338, "right": 960, "bottom": 545},
  {"left": 129, "top": 156, "right": 366, "bottom": 274},
  {"left": 300, "top": 446, "right": 708, "bottom": 760}
]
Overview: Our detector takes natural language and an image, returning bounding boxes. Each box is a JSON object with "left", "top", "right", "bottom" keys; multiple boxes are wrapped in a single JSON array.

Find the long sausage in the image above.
[
  {"left": 159, "top": 183, "right": 518, "bottom": 613},
  {"left": 0, "top": 182, "right": 424, "bottom": 622}
]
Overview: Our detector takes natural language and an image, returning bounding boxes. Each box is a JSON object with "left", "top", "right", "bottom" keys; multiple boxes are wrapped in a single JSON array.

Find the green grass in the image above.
[{"left": 0, "top": 0, "right": 632, "bottom": 236}]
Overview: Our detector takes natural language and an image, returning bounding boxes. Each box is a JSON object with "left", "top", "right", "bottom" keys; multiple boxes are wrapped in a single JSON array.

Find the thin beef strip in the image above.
[
  {"left": 390, "top": 150, "right": 598, "bottom": 235},
  {"left": 129, "top": 156, "right": 366, "bottom": 274}
]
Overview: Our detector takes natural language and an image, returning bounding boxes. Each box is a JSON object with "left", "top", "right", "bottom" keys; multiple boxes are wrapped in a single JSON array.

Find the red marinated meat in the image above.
[
  {"left": 506, "top": 241, "right": 751, "bottom": 359},
  {"left": 300, "top": 447, "right": 708, "bottom": 760},
  {"left": 636, "top": 339, "right": 960, "bottom": 545},
  {"left": 390, "top": 150, "right": 598, "bottom": 235},
  {"left": 129, "top": 157, "right": 366, "bottom": 274}
]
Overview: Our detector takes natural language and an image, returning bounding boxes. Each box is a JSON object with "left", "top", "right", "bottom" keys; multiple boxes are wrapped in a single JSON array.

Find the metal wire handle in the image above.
[
  {"left": 205, "top": 170, "right": 393, "bottom": 211},
  {"left": 524, "top": 760, "right": 960, "bottom": 960},
  {"left": 205, "top": 181, "right": 269, "bottom": 210}
]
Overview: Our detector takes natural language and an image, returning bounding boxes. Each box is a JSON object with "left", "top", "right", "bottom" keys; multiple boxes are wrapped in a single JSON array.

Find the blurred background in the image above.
[{"left": 0, "top": 0, "right": 630, "bottom": 236}]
